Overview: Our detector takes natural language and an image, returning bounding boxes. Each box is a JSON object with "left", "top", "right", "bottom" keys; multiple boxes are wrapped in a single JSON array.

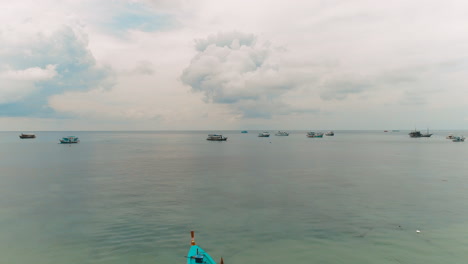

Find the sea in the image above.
[{"left": 1, "top": 130, "right": 467, "bottom": 264}]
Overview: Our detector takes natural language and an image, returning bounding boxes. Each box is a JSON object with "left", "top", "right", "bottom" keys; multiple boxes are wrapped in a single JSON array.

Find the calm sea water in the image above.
[{"left": 1, "top": 130, "right": 467, "bottom": 264}]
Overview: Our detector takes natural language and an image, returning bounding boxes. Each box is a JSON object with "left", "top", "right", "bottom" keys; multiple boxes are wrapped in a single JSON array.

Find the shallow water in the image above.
[{"left": 1, "top": 130, "right": 467, "bottom": 263}]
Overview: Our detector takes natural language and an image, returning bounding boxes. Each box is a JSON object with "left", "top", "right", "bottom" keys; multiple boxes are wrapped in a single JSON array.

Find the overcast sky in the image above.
[{"left": 1, "top": 0, "right": 468, "bottom": 131}]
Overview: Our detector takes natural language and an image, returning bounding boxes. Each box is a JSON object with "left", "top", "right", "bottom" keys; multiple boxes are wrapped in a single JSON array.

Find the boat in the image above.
[
  {"left": 452, "top": 136, "right": 465, "bottom": 142},
  {"left": 421, "top": 129, "right": 432, "bottom": 137},
  {"left": 187, "top": 231, "right": 222, "bottom": 264},
  {"left": 241, "top": 131, "right": 248, "bottom": 133},
  {"left": 446, "top": 134, "right": 455, "bottom": 139},
  {"left": 306, "top": 132, "right": 323, "bottom": 138},
  {"left": 409, "top": 130, "right": 423, "bottom": 138},
  {"left": 59, "top": 136, "right": 80, "bottom": 144},
  {"left": 258, "top": 132, "right": 270, "bottom": 137},
  {"left": 325, "top": 131, "right": 334, "bottom": 136},
  {"left": 275, "top": 131, "right": 289, "bottom": 136},
  {"left": 19, "top": 133, "right": 36, "bottom": 139},
  {"left": 206, "top": 134, "right": 227, "bottom": 141}
]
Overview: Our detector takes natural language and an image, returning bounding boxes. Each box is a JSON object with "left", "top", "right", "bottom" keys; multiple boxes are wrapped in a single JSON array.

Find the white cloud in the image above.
[
  {"left": 181, "top": 31, "right": 319, "bottom": 118},
  {"left": 0, "top": 65, "right": 57, "bottom": 104}
]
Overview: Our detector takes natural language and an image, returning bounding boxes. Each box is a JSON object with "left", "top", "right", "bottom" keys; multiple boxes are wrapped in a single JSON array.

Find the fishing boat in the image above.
[
  {"left": 421, "top": 128, "right": 432, "bottom": 137},
  {"left": 275, "top": 131, "right": 289, "bottom": 136},
  {"left": 206, "top": 134, "right": 227, "bottom": 141},
  {"left": 187, "top": 231, "right": 223, "bottom": 264},
  {"left": 19, "top": 133, "right": 36, "bottom": 139},
  {"left": 452, "top": 136, "right": 465, "bottom": 142},
  {"left": 446, "top": 134, "right": 455, "bottom": 139},
  {"left": 258, "top": 132, "right": 270, "bottom": 137},
  {"left": 306, "top": 132, "right": 323, "bottom": 138},
  {"left": 241, "top": 131, "right": 248, "bottom": 133},
  {"left": 409, "top": 130, "right": 423, "bottom": 138},
  {"left": 325, "top": 131, "right": 334, "bottom": 136},
  {"left": 59, "top": 136, "right": 80, "bottom": 144}
]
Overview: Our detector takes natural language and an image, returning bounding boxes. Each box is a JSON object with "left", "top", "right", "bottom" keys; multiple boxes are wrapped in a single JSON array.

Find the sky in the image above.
[{"left": 1, "top": 0, "right": 468, "bottom": 131}]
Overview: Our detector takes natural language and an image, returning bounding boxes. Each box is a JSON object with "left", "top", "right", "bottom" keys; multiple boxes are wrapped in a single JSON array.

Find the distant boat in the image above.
[
  {"left": 60, "top": 136, "right": 80, "bottom": 144},
  {"left": 392, "top": 130, "right": 400, "bottom": 132},
  {"left": 446, "top": 134, "right": 455, "bottom": 139},
  {"left": 258, "top": 132, "right": 270, "bottom": 137},
  {"left": 275, "top": 131, "right": 289, "bottom": 136},
  {"left": 19, "top": 133, "right": 36, "bottom": 139},
  {"left": 325, "top": 131, "right": 334, "bottom": 136},
  {"left": 187, "top": 231, "right": 221, "bottom": 264},
  {"left": 452, "top": 136, "right": 465, "bottom": 142},
  {"left": 384, "top": 130, "right": 388, "bottom": 132},
  {"left": 421, "top": 129, "right": 432, "bottom": 137},
  {"left": 409, "top": 130, "right": 423, "bottom": 138},
  {"left": 306, "top": 132, "right": 323, "bottom": 138},
  {"left": 241, "top": 131, "right": 248, "bottom": 133},
  {"left": 206, "top": 134, "right": 227, "bottom": 141}
]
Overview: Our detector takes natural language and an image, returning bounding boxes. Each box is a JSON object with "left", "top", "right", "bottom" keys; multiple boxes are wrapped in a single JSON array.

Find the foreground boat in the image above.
[
  {"left": 207, "top": 134, "right": 227, "bottom": 141},
  {"left": 60, "top": 136, "right": 80, "bottom": 144},
  {"left": 19, "top": 133, "right": 36, "bottom": 139},
  {"left": 187, "top": 231, "right": 223, "bottom": 264},
  {"left": 306, "top": 132, "right": 323, "bottom": 138},
  {"left": 275, "top": 131, "right": 289, "bottom": 136},
  {"left": 258, "top": 132, "right": 270, "bottom": 137}
]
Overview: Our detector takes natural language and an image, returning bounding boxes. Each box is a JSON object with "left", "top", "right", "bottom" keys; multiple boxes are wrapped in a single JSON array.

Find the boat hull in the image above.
[
  {"left": 19, "top": 134, "right": 36, "bottom": 139},
  {"left": 187, "top": 245, "right": 217, "bottom": 264}
]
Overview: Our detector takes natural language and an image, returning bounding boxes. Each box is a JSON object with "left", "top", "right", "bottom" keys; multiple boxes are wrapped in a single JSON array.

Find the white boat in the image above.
[
  {"left": 325, "top": 131, "right": 334, "bottom": 136},
  {"left": 452, "top": 136, "right": 465, "bottom": 142},
  {"left": 275, "top": 131, "right": 289, "bottom": 136},
  {"left": 206, "top": 134, "right": 227, "bottom": 141},
  {"left": 258, "top": 132, "right": 270, "bottom": 137},
  {"left": 446, "top": 134, "right": 455, "bottom": 139}
]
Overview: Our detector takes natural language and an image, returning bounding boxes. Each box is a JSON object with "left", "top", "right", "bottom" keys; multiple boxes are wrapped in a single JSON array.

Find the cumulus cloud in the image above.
[
  {"left": 0, "top": 23, "right": 113, "bottom": 117},
  {"left": 181, "top": 31, "right": 314, "bottom": 118}
]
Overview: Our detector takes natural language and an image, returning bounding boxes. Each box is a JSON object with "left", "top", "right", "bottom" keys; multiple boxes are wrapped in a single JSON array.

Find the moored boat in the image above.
[
  {"left": 325, "top": 131, "right": 334, "bottom": 136},
  {"left": 207, "top": 134, "right": 227, "bottom": 141},
  {"left": 409, "top": 130, "right": 423, "bottom": 138},
  {"left": 275, "top": 131, "right": 289, "bottom": 136},
  {"left": 446, "top": 134, "right": 455, "bottom": 139},
  {"left": 421, "top": 128, "right": 432, "bottom": 137},
  {"left": 452, "top": 136, "right": 465, "bottom": 142},
  {"left": 241, "top": 131, "right": 248, "bottom": 133},
  {"left": 60, "top": 136, "right": 80, "bottom": 144},
  {"left": 306, "top": 132, "right": 323, "bottom": 138},
  {"left": 19, "top": 133, "right": 36, "bottom": 139},
  {"left": 187, "top": 231, "right": 222, "bottom": 264},
  {"left": 258, "top": 132, "right": 270, "bottom": 137}
]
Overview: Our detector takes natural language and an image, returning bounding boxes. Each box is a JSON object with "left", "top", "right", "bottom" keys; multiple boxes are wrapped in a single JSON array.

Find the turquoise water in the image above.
[{"left": 1, "top": 130, "right": 467, "bottom": 264}]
